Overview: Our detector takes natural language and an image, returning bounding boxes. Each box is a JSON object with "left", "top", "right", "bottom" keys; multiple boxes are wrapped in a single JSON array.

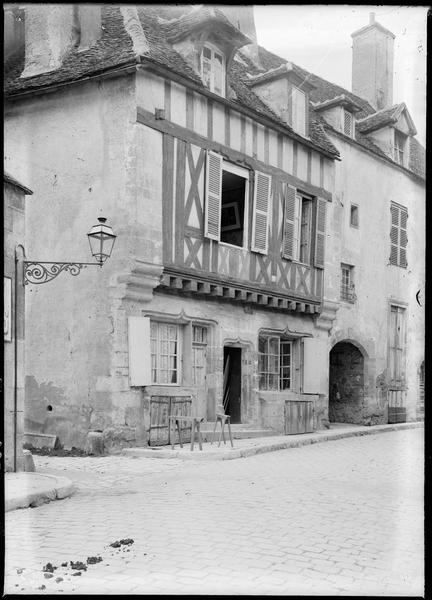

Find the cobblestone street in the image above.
[{"left": 4, "top": 429, "right": 423, "bottom": 596}]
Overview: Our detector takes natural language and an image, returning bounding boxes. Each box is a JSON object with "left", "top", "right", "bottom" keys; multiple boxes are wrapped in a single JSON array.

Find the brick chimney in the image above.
[
  {"left": 20, "top": 4, "right": 102, "bottom": 78},
  {"left": 351, "top": 12, "right": 395, "bottom": 111}
]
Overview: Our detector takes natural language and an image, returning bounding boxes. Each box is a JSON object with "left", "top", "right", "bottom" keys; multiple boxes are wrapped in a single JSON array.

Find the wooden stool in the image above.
[
  {"left": 212, "top": 413, "right": 234, "bottom": 448},
  {"left": 169, "top": 416, "right": 204, "bottom": 451}
]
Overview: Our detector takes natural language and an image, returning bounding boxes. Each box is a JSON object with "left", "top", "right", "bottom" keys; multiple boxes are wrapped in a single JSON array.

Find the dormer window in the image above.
[
  {"left": 394, "top": 129, "right": 407, "bottom": 166},
  {"left": 343, "top": 109, "right": 355, "bottom": 138},
  {"left": 291, "top": 85, "right": 306, "bottom": 136},
  {"left": 201, "top": 43, "right": 225, "bottom": 97}
]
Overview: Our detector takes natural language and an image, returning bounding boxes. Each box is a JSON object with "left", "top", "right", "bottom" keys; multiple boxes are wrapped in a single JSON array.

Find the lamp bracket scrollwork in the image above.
[{"left": 23, "top": 261, "right": 101, "bottom": 285}]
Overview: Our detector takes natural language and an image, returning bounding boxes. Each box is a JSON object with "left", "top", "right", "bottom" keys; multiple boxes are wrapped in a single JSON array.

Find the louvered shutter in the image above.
[
  {"left": 282, "top": 184, "right": 297, "bottom": 260},
  {"left": 251, "top": 170, "right": 271, "bottom": 254},
  {"left": 390, "top": 203, "right": 408, "bottom": 267},
  {"left": 128, "top": 316, "right": 151, "bottom": 386},
  {"left": 314, "top": 197, "right": 327, "bottom": 268},
  {"left": 390, "top": 203, "right": 399, "bottom": 265},
  {"left": 399, "top": 207, "right": 408, "bottom": 267},
  {"left": 204, "top": 151, "right": 223, "bottom": 240}
]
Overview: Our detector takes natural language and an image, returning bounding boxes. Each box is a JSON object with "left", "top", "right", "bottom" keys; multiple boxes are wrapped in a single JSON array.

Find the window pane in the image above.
[
  {"left": 203, "top": 46, "right": 211, "bottom": 59},
  {"left": 202, "top": 59, "right": 211, "bottom": 87},
  {"left": 268, "top": 374, "right": 279, "bottom": 390},
  {"left": 269, "top": 337, "right": 279, "bottom": 355}
]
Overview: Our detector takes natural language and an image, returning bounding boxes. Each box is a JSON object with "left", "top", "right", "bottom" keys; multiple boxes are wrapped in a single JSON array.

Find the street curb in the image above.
[
  {"left": 5, "top": 473, "right": 75, "bottom": 512},
  {"left": 122, "top": 421, "right": 423, "bottom": 461}
]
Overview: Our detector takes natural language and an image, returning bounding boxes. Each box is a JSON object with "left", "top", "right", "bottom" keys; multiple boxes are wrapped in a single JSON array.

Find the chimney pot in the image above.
[{"left": 369, "top": 12, "right": 375, "bottom": 25}]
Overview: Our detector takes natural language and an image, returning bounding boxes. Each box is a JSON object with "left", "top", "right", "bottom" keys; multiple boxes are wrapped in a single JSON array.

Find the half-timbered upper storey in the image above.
[{"left": 5, "top": 5, "right": 425, "bottom": 317}]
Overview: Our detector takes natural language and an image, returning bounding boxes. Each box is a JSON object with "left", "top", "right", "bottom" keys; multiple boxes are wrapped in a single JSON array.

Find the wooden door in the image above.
[
  {"left": 149, "top": 396, "right": 170, "bottom": 446},
  {"left": 149, "top": 396, "right": 192, "bottom": 446}
]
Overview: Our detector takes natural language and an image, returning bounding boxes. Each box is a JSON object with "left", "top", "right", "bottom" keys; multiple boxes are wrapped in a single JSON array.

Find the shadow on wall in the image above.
[{"left": 25, "top": 375, "right": 92, "bottom": 449}]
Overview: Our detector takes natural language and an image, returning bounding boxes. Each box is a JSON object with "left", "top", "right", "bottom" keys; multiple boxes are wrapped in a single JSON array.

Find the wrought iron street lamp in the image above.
[{"left": 23, "top": 217, "right": 116, "bottom": 285}]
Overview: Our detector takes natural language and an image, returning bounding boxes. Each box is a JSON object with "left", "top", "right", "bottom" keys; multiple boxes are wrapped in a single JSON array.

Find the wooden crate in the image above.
[{"left": 285, "top": 400, "right": 314, "bottom": 435}]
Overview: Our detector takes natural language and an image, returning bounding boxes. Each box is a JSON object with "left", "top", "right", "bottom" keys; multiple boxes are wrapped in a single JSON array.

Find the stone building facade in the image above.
[
  {"left": 4, "top": 172, "right": 32, "bottom": 470},
  {"left": 4, "top": 5, "right": 425, "bottom": 451}
]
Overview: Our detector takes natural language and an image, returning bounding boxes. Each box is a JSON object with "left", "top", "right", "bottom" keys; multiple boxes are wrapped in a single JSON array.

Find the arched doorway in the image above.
[{"left": 329, "top": 341, "right": 365, "bottom": 424}]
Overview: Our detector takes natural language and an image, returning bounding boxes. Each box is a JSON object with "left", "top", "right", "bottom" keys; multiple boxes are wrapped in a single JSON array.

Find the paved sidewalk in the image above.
[
  {"left": 4, "top": 422, "right": 422, "bottom": 513},
  {"left": 5, "top": 472, "right": 75, "bottom": 512},
  {"left": 122, "top": 421, "right": 423, "bottom": 460}
]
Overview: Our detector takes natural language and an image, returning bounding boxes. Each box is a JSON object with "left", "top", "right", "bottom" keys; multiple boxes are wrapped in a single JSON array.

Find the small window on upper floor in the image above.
[
  {"left": 394, "top": 130, "right": 407, "bottom": 166},
  {"left": 291, "top": 85, "right": 306, "bottom": 136},
  {"left": 340, "top": 263, "right": 355, "bottom": 302},
  {"left": 343, "top": 109, "right": 355, "bottom": 138},
  {"left": 350, "top": 204, "right": 359, "bottom": 228},
  {"left": 201, "top": 43, "right": 225, "bottom": 97}
]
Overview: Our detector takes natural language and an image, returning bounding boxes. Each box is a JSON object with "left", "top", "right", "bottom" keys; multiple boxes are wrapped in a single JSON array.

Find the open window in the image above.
[
  {"left": 201, "top": 43, "right": 226, "bottom": 97},
  {"left": 282, "top": 186, "right": 325, "bottom": 266},
  {"left": 220, "top": 163, "right": 248, "bottom": 247},
  {"left": 205, "top": 151, "right": 271, "bottom": 252},
  {"left": 394, "top": 129, "right": 407, "bottom": 166}
]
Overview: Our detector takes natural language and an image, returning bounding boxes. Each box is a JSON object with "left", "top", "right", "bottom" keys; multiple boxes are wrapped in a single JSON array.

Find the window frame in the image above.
[
  {"left": 150, "top": 321, "right": 182, "bottom": 386},
  {"left": 192, "top": 324, "right": 208, "bottom": 387},
  {"left": 340, "top": 263, "right": 355, "bottom": 302},
  {"left": 258, "top": 334, "right": 294, "bottom": 392},
  {"left": 293, "top": 192, "right": 314, "bottom": 265},
  {"left": 350, "top": 203, "right": 359, "bottom": 228},
  {"left": 394, "top": 129, "right": 407, "bottom": 166},
  {"left": 200, "top": 42, "right": 226, "bottom": 97},
  {"left": 219, "top": 160, "right": 250, "bottom": 250}
]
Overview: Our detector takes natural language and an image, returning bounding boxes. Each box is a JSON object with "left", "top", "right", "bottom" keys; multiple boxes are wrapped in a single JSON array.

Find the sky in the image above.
[{"left": 253, "top": 5, "right": 428, "bottom": 145}]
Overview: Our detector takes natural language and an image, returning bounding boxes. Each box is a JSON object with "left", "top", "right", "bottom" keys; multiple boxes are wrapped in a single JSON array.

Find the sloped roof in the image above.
[
  {"left": 4, "top": 5, "right": 339, "bottom": 159},
  {"left": 4, "top": 5, "right": 424, "bottom": 178},
  {"left": 242, "top": 45, "right": 424, "bottom": 179},
  {"left": 157, "top": 5, "right": 251, "bottom": 46},
  {"left": 356, "top": 103, "right": 417, "bottom": 135},
  {"left": 4, "top": 171, "right": 33, "bottom": 194}
]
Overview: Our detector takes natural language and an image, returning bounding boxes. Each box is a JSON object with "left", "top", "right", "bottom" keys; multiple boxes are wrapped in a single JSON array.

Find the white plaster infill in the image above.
[
  {"left": 121, "top": 421, "right": 423, "bottom": 461},
  {"left": 5, "top": 472, "right": 75, "bottom": 512}
]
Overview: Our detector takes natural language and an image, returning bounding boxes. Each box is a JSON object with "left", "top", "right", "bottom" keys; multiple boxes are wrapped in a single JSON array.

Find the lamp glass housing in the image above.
[{"left": 87, "top": 217, "right": 116, "bottom": 265}]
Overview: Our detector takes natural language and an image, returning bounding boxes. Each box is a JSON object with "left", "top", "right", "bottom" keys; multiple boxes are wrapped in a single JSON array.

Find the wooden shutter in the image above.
[
  {"left": 128, "top": 316, "right": 151, "bottom": 386},
  {"left": 204, "top": 150, "right": 223, "bottom": 240},
  {"left": 399, "top": 207, "right": 408, "bottom": 267},
  {"left": 302, "top": 337, "right": 328, "bottom": 394},
  {"left": 390, "top": 203, "right": 399, "bottom": 265},
  {"left": 314, "top": 197, "right": 327, "bottom": 268},
  {"left": 390, "top": 203, "right": 408, "bottom": 267},
  {"left": 251, "top": 170, "right": 271, "bottom": 254},
  {"left": 282, "top": 184, "right": 297, "bottom": 260}
]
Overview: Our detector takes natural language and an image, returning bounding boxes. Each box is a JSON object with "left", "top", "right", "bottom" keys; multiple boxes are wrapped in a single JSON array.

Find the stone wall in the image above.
[
  {"left": 3, "top": 182, "right": 26, "bottom": 471},
  {"left": 325, "top": 133, "right": 425, "bottom": 424}
]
